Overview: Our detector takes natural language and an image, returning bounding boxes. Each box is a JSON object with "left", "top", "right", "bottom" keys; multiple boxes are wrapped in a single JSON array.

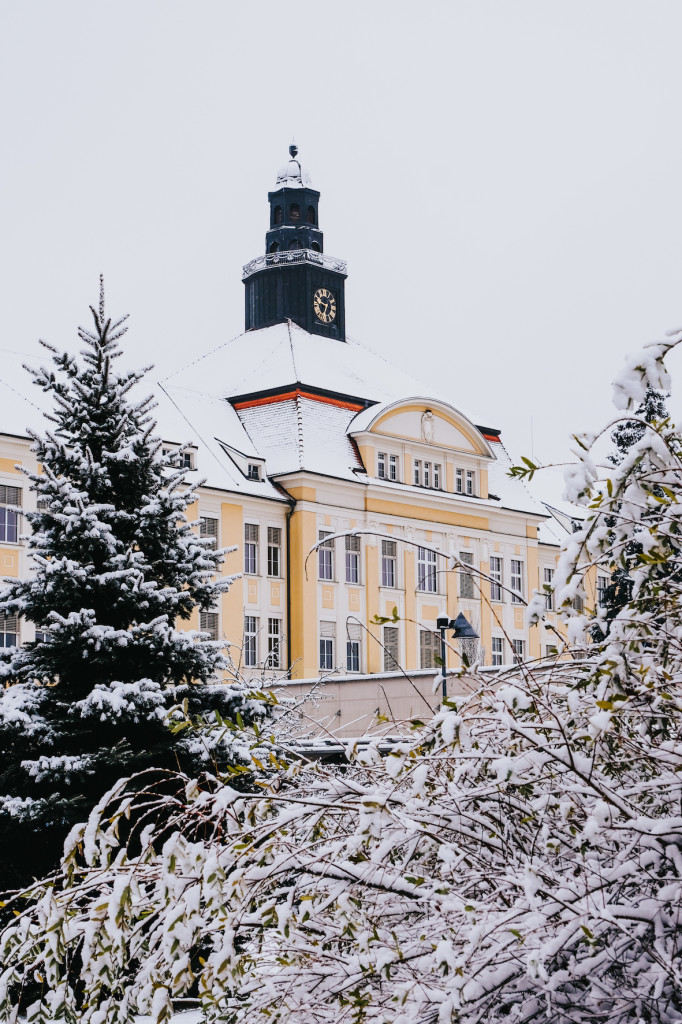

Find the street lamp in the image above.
[{"left": 436, "top": 613, "right": 479, "bottom": 701}]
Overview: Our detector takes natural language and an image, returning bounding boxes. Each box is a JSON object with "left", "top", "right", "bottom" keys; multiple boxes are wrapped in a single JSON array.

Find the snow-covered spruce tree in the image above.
[
  {"left": 599, "top": 384, "right": 670, "bottom": 628},
  {"left": 0, "top": 283, "right": 264, "bottom": 894},
  {"left": 5, "top": 330, "right": 682, "bottom": 1023}
]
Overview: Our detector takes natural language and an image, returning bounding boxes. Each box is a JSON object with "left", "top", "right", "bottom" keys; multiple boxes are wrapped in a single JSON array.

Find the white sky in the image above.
[{"left": 2, "top": 1, "right": 682, "bottom": 482}]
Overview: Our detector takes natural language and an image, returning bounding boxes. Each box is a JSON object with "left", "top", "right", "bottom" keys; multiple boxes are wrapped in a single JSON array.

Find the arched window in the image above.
[
  {"left": 311, "top": 241, "right": 321, "bottom": 252},
  {"left": 273, "top": 206, "right": 283, "bottom": 225},
  {"left": 306, "top": 205, "right": 316, "bottom": 225},
  {"left": 289, "top": 203, "right": 300, "bottom": 222},
  {"left": 269, "top": 241, "right": 279, "bottom": 253},
  {"left": 289, "top": 239, "right": 302, "bottom": 250}
]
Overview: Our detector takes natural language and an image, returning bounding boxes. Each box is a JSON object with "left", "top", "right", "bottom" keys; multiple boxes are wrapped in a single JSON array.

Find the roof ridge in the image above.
[
  {"left": 295, "top": 390, "right": 305, "bottom": 469},
  {"left": 286, "top": 319, "right": 301, "bottom": 384}
]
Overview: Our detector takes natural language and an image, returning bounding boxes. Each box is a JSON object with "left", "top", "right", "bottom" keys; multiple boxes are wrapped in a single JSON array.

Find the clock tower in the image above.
[{"left": 243, "top": 145, "right": 347, "bottom": 342}]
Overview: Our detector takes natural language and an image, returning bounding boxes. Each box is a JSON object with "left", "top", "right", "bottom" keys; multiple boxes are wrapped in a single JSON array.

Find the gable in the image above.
[{"left": 369, "top": 402, "right": 491, "bottom": 456}]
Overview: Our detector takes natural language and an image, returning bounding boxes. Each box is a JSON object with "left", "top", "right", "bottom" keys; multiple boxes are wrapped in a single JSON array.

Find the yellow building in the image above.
[{"left": 0, "top": 147, "right": 576, "bottom": 721}]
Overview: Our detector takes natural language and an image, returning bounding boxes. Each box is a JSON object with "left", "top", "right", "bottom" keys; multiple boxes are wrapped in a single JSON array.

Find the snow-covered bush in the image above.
[{"left": 3, "top": 329, "right": 682, "bottom": 1023}]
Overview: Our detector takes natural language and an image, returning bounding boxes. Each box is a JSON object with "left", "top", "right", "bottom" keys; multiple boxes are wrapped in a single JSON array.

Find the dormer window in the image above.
[
  {"left": 247, "top": 463, "right": 261, "bottom": 481},
  {"left": 289, "top": 203, "right": 300, "bottom": 222},
  {"left": 273, "top": 205, "right": 283, "bottom": 225},
  {"left": 466, "top": 470, "right": 475, "bottom": 496},
  {"left": 377, "top": 453, "right": 399, "bottom": 481}
]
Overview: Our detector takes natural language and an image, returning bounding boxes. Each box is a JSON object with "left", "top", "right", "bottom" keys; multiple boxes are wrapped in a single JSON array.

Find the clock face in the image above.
[{"left": 313, "top": 287, "right": 337, "bottom": 324}]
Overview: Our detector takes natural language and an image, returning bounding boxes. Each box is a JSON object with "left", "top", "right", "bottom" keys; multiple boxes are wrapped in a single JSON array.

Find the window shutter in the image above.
[
  {"left": 320, "top": 621, "right": 336, "bottom": 638},
  {"left": 345, "top": 534, "right": 360, "bottom": 552},
  {"left": 268, "top": 527, "right": 281, "bottom": 545},
  {"left": 245, "top": 523, "right": 259, "bottom": 543},
  {"left": 383, "top": 625, "right": 399, "bottom": 670},
  {"left": 347, "top": 622, "right": 361, "bottom": 641},
  {"left": 0, "top": 486, "right": 21, "bottom": 507},
  {"left": 200, "top": 612, "right": 218, "bottom": 639},
  {"left": 200, "top": 517, "right": 218, "bottom": 540},
  {"left": 0, "top": 614, "right": 18, "bottom": 632}
]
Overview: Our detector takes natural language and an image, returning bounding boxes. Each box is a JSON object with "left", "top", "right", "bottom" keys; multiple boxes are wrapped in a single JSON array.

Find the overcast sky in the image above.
[{"left": 2, "top": 1, "right": 682, "bottom": 478}]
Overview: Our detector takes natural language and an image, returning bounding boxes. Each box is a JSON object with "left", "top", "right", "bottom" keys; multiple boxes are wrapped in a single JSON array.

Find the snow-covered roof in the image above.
[
  {"left": 160, "top": 321, "right": 492, "bottom": 425},
  {"left": 235, "top": 396, "right": 362, "bottom": 480}
]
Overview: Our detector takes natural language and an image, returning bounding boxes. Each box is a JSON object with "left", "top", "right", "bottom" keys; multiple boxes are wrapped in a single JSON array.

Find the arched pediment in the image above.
[{"left": 349, "top": 398, "right": 494, "bottom": 458}]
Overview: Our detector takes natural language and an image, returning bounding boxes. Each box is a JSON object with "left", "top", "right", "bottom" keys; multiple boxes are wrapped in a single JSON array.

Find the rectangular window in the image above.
[
  {"left": 346, "top": 622, "right": 361, "bottom": 673},
  {"left": 345, "top": 534, "right": 360, "bottom": 584},
  {"left": 35, "top": 629, "right": 50, "bottom": 644},
  {"left": 200, "top": 611, "right": 219, "bottom": 640},
  {"left": 383, "top": 625, "right": 399, "bottom": 671},
  {"left": 377, "top": 452, "right": 387, "bottom": 479},
  {"left": 455, "top": 469, "right": 463, "bottom": 494},
  {"left": 318, "top": 531, "right": 334, "bottom": 581},
  {"left": 319, "top": 621, "right": 335, "bottom": 671},
  {"left": 459, "top": 551, "right": 475, "bottom": 599},
  {"left": 545, "top": 644, "right": 558, "bottom": 658},
  {"left": 200, "top": 516, "right": 218, "bottom": 547},
  {"left": 490, "top": 555, "right": 503, "bottom": 602},
  {"left": 0, "top": 485, "right": 21, "bottom": 544},
  {"left": 511, "top": 559, "right": 524, "bottom": 604},
  {"left": 0, "top": 614, "right": 17, "bottom": 648},
  {"left": 466, "top": 470, "right": 475, "bottom": 496},
  {"left": 244, "top": 523, "right": 259, "bottom": 575},
  {"left": 423, "top": 462, "right": 431, "bottom": 488},
  {"left": 419, "top": 628, "right": 440, "bottom": 669},
  {"left": 247, "top": 463, "right": 260, "bottom": 480},
  {"left": 417, "top": 546, "right": 437, "bottom": 593},
  {"left": 389, "top": 454, "right": 398, "bottom": 481},
  {"left": 267, "top": 527, "right": 281, "bottom": 577},
  {"left": 381, "top": 539, "right": 397, "bottom": 588},
  {"left": 244, "top": 615, "right": 258, "bottom": 667},
  {"left": 597, "top": 575, "right": 608, "bottom": 608},
  {"left": 544, "top": 567, "right": 554, "bottom": 610},
  {"left": 434, "top": 464, "right": 441, "bottom": 489},
  {"left": 491, "top": 636, "right": 504, "bottom": 666},
  {"left": 512, "top": 638, "right": 525, "bottom": 664},
  {"left": 267, "top": 617, "right": 282, "bottom": 669},
  {"left": 182, "top": 451, "right": 195, "bottom": 470},
  {"left": 414, "top": 459, "right": 421, "bottom": 486}
]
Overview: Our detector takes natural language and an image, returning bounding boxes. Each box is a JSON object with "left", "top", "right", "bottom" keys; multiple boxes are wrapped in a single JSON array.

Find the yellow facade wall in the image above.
[
  {"left": 221, "top": 502, "right": 244, "bottom": 653},
  {"left": 289, "top": 507, "right": 317, "bottom": 679}
]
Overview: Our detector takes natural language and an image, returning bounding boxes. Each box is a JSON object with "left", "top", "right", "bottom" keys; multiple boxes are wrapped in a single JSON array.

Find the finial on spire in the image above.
[{"left": 289, "top": 141, "right": 298, "bottom": 159}]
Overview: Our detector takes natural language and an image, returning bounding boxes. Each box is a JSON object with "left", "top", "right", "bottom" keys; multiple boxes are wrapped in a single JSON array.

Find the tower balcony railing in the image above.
[{"left": 242, "top": 248, "right": 347, "bottom": 279}]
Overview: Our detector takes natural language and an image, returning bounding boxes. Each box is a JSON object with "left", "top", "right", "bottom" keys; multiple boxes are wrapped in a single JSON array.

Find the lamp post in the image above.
[{"left": 436, "top": 613, "right": 479, "bottom": 702}]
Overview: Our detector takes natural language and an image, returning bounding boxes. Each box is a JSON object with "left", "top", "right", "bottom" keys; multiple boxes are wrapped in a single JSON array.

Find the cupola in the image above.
[{"left": 242, "top": 144, "right": 348, "bottom": 341}]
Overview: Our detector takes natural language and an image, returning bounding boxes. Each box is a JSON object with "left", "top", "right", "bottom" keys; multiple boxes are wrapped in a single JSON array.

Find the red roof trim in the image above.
[{"left": 233, "top": 389, "right": 365, "bottom": 412}]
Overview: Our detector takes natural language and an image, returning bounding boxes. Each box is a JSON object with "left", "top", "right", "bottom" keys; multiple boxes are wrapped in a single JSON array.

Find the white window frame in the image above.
[
  {"left": 512, "top": 638, "right": 525, "bottom": 664},
  {"left": 267, "top": 527, "right": 282, "bottom": 578},
  {"left": 200, "top": 611, "right": 219, "bottom": 640},
  {"left": 319, "top": 621, "right": 336, "bottom": 671},
  {"left": 267, "top": 617, "right": 282, "bottom": 669},
  {"left": 244, "top": 523, "right": 259, "bottom": 575},
  {"left": 417, "top": 546, "right": 437, "bottom": 593},
  {"left": 377, "top": 452, "right": 387, "bottom": 479},
  {"left": 455, "top": 469, "right": 463, "bottom": 494},
  {"left": 544, "top": 566, "right": 554, "bottom": 610},
  {"left": 381, "top": 539, "right": 397, "bottom": 589},
  {"left": 466, "top": 470, "right": 475, "bottom": 496},
  {"left": 200, "top": 515, "right": 219, "bottom": 547},
  {"left": 414, "top": 459, "right": 421, "bottom": 486},
  {"left": 433, "top": 463, "right": 441, "bottom": 489},
  {"left": 388, "top": 454, "right": 398, "bottom": 481},
  {"left": 345, "top": 534, "right": 361, "bottom": 584},
  {"left": 0, "top": 614, "right": 18, "bottom": 648},
  {"left": 491, "top": 636, "right": 503, "bottom": 666},
  {"left": 490, "top": 555, "right": 503, "bottom": 602},
  {"left": 244, "top": 615, "right": 258, "bottom": 667},
  {"left": 318, "top": 531, "right": 335, "bottom": 581},
  {"left": 0, "top": 485, "right": 21, "bottom": 545},
  {"left": 597, "top": 575, "right": 608, "bottom": 608},
  {"left": 511, "top": 559, "right": 524, "bottom": 604},
  {"left": 423, "top": 461, "right": 431, "bottom": 488}
]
